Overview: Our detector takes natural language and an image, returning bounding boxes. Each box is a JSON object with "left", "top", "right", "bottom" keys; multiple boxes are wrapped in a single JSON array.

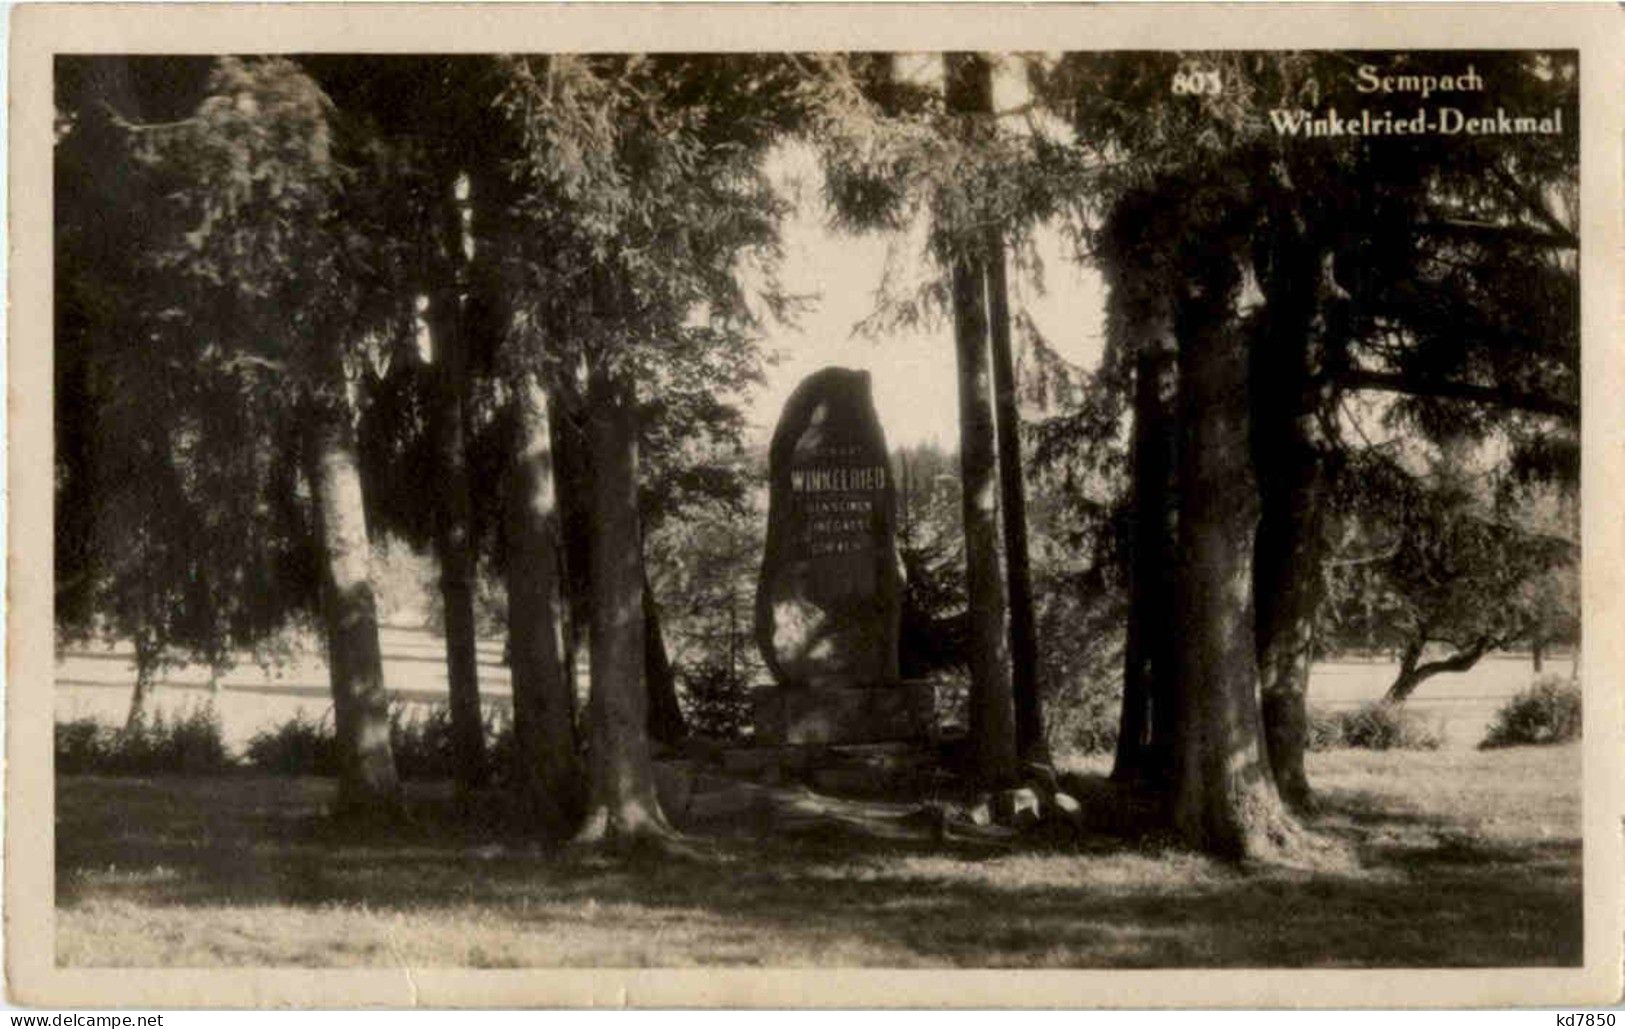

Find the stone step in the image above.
[{"left": 753, "top": 682, "right": 936, "bottom": 746}]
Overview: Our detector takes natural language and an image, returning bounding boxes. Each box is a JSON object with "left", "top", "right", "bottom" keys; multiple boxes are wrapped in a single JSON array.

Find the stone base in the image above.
[{"left": 752, "top": 681, "right": 935, "bottom": 746}]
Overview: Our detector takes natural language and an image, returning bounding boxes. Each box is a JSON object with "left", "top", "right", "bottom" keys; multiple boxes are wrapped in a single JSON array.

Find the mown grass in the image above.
[{"left": 55, "top": 744, "right": 1581, "bottom": 968}]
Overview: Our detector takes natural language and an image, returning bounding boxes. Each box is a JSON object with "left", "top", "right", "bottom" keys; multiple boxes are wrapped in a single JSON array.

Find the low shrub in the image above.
[
  {"left": 389, "top": 701, "right": 514, "bottom": 781},
  {"left": 679, "top": 659, "right": 754, "bottom": 741},
  {"left": 243, "top": 709, "right": 338, "bottom": 776},
  {"left": 484, "top": 708, "right": 516, "bottom": 786},
  {"left": 243, "top": 702, "right": 515, "bottom": 780},
  {"left": 54, "top": 718, "right": 111, "bottom": 775},
  {"left": 1045, "top": 675, "right": 1121, "bottom": 756},
  {"left": 1308, "top": 702, "right": 1443, "bottom": 751},
  {"left": 55, "top": 704, "right": 234, "bottom": 775},
  {"left": 1306, "top": 707, "right": 1346, "bottom": 752},
  {"left": 389, "top": 702, "right": 456, "bottom": 780},
  {"left": 1481, "top": 676, "right": 1581, "bottom": 748}
]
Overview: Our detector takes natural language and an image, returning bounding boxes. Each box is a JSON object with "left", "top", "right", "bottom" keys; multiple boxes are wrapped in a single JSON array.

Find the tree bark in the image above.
[
  {"left": 572, "top": 368, "right": 677, "bottom": 846},
  {"left": 1252, "top": 241, "right": 1340, "bottom": 814},
  {"left": 126, "top": 640, "right": 158, "bottom": 729},
  {"left": 504, "top": 366, "right": 585, "bottom": 836},
  {"left": 1171, "top": 250, "right": 1298, "bottom": 860},
  {"left": 305, "top": 370, "right": 399, "bottom": 814},
  {"left": 642, "top": 566, "right": 688, "bottom": 747},
  {"left": 426, "top": 286, "right": 488, "bottom": 793},
  {"left": 945, "top": 52, "right": 1019, "bottom": 788},
  {"left": 1113, "top": 310, "right": 1180, "bottom": 787},
  {"left": 1385, "top": 636, "right": 1493, "bottom": 703},
  {"left": 985, "top": 228, "right": 1045, "bottom": 763}
]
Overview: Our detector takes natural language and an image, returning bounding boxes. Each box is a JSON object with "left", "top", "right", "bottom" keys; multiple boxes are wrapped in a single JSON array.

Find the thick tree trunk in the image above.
[
  {"left": 1385, "top": 637, "right": 1492, "bottom": 703},
  {"left": 945, "top": 52, "right": 1019, "bottom": 788},
  {"left": 426, "top": 287, "right": 488, "bottom": 793},
  {"left": 572, "top": 369, "right": 677, "bottom": 847},
  {"left": 1252, "top": 243, "right": 1340, "bottom": 814},
  {"left": 1113, "top": 314, "right": 1180, "bottom": 787},
  {"left": 642, "top": 567, "right": 688, "bottom": 747},
  {"left": 504, "top": 367, "right": 585, "bottom": 836},
  {"left": 1253, "top": 505, "right": 1323, "bottom": 813},
  {"left": 985, "top": 229, "right": 1045, "bottom": 763},
  {"left": 305, "top": 375, "right": 399, "bottom": 814},
  {"left": 1171, "top": 252, "right": 1298, "bottom": 860}
]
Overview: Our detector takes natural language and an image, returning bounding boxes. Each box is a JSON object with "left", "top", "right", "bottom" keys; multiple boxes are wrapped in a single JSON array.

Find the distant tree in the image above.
[{"left": 1324, "top": 452, "right": 1576, "bottom": 703}]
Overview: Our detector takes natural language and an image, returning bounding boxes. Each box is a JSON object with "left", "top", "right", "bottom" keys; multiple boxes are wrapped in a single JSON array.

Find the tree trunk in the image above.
[
  {"left": 504, "top": 366, "right": 585, "bottom": 836},
  {"left": 426, "top": 286, "right": 488, "bottom": 794},
  {"left": 572, "top": 368, "right": 677, "bottom": 847},
  {"left": 1532, "top": 639, "right": 1544, "bottom": 673},
  {"left": 1113, "top": 312, "right": 1180, "bottom": 787},
  {"left": 126, "top": 639, "right": 158, "bottom": 729},
  {"left": 985, "top": 228, "right": 1045, "bottom": 763},
  {"left": 1253, "top": 488, "right": 1324, "bottom": 814},
  {"left": 1252, "top": 242, "right": 1340, "bottom": 814},
  {"left": 945, "top": 52, "right": 1018, "bottom": 788},
  {"left": 1385, "top": 637, "right": 1492, "bottom": 703},
  {"left": 305, "top": 374, "right": 399, "bottom": 814},
  {"left": 642, "top": 566, "right": 688, "bottom": 747},
  {"left": 1171, "top": 251, "right": 1298, "bottom": 860}
]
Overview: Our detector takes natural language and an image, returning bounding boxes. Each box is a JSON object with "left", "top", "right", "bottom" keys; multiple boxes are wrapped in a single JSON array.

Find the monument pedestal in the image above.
[{"left": 752, "top": 681, "right": 936, "bottom": 746}]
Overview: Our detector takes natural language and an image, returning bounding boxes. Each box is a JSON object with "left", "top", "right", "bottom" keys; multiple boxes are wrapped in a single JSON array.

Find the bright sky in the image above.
[
  {"left": 742, "top": 148, "right": 1107, "bottom": 450},
  {"left": 741, "top": 56, "right": 1107, "bottom": 450}
]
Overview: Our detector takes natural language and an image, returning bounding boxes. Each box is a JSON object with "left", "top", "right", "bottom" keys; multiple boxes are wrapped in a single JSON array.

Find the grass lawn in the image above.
[{"left": 55, "top": 743, "right": 1581, "bottom": 968}]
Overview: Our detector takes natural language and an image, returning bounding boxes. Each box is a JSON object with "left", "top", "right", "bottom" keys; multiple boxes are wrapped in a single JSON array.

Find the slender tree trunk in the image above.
[
  {"left": 1113, "top": 313, "right": 1180, "bottom": 787},
  {"left": 945, "top": 52, "right": 1018, "bottom": 788},
  {"left": 126, "top": 639, "right": 157, "bottom": 729},
  {"left": 504, "top": 367, "right": 585, "bottom": 836},
  {"left": 985, "top": 229, "right": 1044, "bottom": 763},
  {"left": 1171, "top": 251, "right": 1298, "bottom": 860},
  {"left": 642, "top": 567, "right": 688, "bottom": 747},
  {"left": 1532, "top": 639, "right": 1544, "bottom": 673},
  {"left": 549, "top": 404, "right": 595, "bottom": 700},
  {"left": 1385, "top": 637, "right": 1492, "bottom": 703},
  {"left": 305, "top": 373, "right": 399, "bottom": 814},
  {"left": 572, "top": 368, "right": 677, "bottom": 846},
  {"left": 426, "top": 286, "right": 488, "bottom": 793}
]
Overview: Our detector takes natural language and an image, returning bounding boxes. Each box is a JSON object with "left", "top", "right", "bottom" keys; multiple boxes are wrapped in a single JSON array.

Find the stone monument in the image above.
[{"left": 752, "top": 367, "right": 933, "bottom": 745}]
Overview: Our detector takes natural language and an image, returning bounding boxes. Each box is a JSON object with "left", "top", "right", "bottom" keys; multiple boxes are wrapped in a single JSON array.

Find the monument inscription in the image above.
[{"left": 754, "top": 367, "right": 902, "bottom": 691}]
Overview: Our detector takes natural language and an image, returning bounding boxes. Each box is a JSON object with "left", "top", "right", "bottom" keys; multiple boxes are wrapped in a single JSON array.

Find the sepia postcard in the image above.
[{"left": 7, "top": 1, "right": 1623, "bottom": 1010}]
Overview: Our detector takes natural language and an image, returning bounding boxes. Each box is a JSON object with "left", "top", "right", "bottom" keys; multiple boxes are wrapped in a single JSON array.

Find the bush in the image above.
[
  {"left": 55, "top": 704, "right": 234, "bottom": 775},
  {"left": 245, "top": 702, "right": 516, "bottom": 780},
  {"left": 1044, "top": 673, "right": 1121, "bottom": 756},
  {"left": 388, "top": 702, "right": 456, "bottom": 780},
  {"left": 1306, "top": 708, "right": 1346, "bottom": 752},
  {"left": 54, "top": 718, "right": 111, "bottom": 775},
  {"left": 1481, "top": 676, "right": 1581, "bottom": 748},
  {"left": 390, "top": 701, "right": 515, "bottom": 781},
  {"left": 243, "top": 709, "right": 338, "bottom": 776},
  {"left": 679, "top": 658, "right": 754, "bottom": 741},
  {"left": 1308, "top": 702, "right": 1443, "bottom": 751}
]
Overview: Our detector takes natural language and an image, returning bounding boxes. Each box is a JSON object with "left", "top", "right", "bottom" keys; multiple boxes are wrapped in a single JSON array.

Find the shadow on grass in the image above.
[{"left": 55, "top": 773, "right": 1582, "bottom": 968}]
